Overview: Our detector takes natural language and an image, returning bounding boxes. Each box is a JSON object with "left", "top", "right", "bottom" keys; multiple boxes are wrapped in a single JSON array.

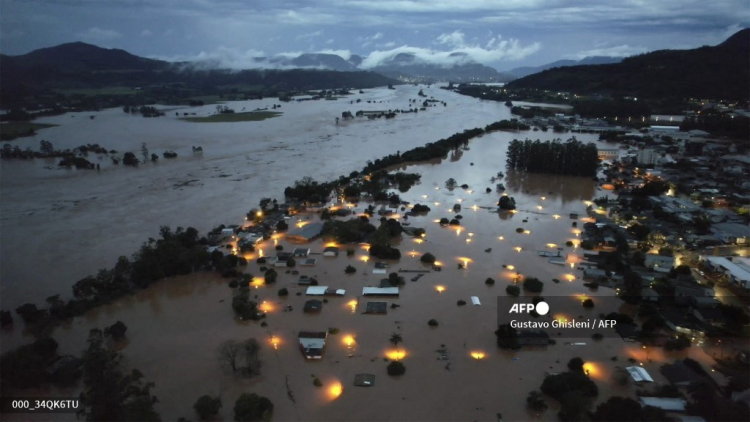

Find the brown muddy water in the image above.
[{"left": 0, "top": 86, "right": 725, "bottom": 421}]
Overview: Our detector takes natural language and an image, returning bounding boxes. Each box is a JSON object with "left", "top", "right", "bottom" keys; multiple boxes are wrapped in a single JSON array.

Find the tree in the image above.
[
  {"left": 264, "top": 268, "right": 278, "bottom": 284},
  {"left": 234, "top": 393, "right": 273, "bottom": 422},
  {"left": 420, "top": 253, "right": 436, "bottom": 264},
  {"left": 567, "top": 357, "right": 584, "bottom": 373},
  {"left": 389, "top": 332, "right": 403, "bottom": 356},
  {"left": 39, "top": 140, "right": 54, "bottom": 155},
  {"left": 344, "top": 265, "right": 356, "bottom": 274},
  {"left": 582, "top": 298, "right": 594, "bottom": 308},
  {"left": 141, "top": 143, "right": 149, "bottom": 164},
  {"left": 506, "top": 285, "right": 520, "bottom": 296},
  {"left": 193, "top": 395, "right": 221, "bottom": 420},
  {"left": 123, "top": 152, "right": 139, "bottom": 166},
  {"left": 218, "top": 340, "right": 242, "bottom": 373},
  {"left": 388, "top": 272, "right": 405, "bottom": 286},
  {"left": 523, "top": 277, "right": 544, "bottom": 293},
  {"left": 104, "top": 321, "right": 128, "bottom": 340},
  {"left": 387, "top": 361, "right": 406, "bottom": 376},
  {"left": 81, "top": 329, "right": 160, "bottom": 421},
  {"left": 498, "top": 196, "right": 516, "bottom": 210},
  {"left": 243, "top": 338, "right": 261, "bottom": 377}
]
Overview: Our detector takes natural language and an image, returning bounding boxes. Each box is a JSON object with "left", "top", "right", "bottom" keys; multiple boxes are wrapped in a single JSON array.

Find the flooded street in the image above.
[{"left": 1, "top": 85, "right": 723, "bottom": 421}]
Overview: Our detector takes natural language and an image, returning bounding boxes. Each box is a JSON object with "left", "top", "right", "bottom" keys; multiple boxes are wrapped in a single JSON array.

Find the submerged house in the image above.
[
  {"left": 298, "top": 331, "right": 328, "bottom": 359},
  {"left": 285, "top": 223, "right": 324, "bottom": 243}
]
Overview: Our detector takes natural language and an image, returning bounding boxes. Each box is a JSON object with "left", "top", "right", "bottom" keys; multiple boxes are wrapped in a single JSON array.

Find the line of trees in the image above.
[{"left": 506, "top": 138, "right": 599, "bottom": 177}]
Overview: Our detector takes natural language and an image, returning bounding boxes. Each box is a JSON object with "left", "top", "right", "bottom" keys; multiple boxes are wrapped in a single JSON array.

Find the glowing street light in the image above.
[{"left": 436, "top": 285, "right": 446, "bottom": 293}]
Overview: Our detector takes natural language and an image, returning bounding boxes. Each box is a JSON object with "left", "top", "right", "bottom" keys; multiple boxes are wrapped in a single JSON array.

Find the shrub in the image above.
[
  {"left": 506, "top": 285, "right": 520, "bottom": 296},
  {"left": 346, "top": 248, "right": 355, "bottom": 256},
  {"left": 256, "top": 257, "right": 267, "bottom": 264},
  {"left": 428, "top": 319, "right": 438, "bottom": 327},
  {"left": 457, "top": 300, "right": 467, "bottom": 306},
  {"left": 264, "top": 268, "right": 278, "bottom": 284},
  {"left": 275, "top": 245, "right": 283, "bottom": 251},
  {"left": 313, "top": 377, "right": 323, "bottom": 387},
  {"left": 580, "top": 240, "right": 595, "bottom": 250},
  {"left": 286, "top": 257, "right": 296, "bottom": 267},
  {"left": 516, "top": 228, "right": 525, "bottom": 233},
  {"left": 439, "top": 217, "right": 450, "bottom": 225},
  {"left": 328, "top": 327, "right": 339, "bottom": 334},
  {"left": 420, "top": 253, "right": 436, "bottom": 264},
  {"left": 449, "top": 219, "right": 460, "bottom": 226},
  {"left": 278, "top": 288, "right": 289, "bottom": 297},
  {"left": 387, "top": 361, "right": 406, "bottom": 376},
  {"left": 485, "top": 277, "right": 495, "bottom": 285},
  {"left": 344, "top": 265, "right": 356, "bottom": 274},
  {"left": 582, "top": 298, "right": 594, "bottom": 308},
  {"left": 233, "top": 393, "right": 273, "bottom": 422},
  {"left": 523, "top": 277, "right": 544, "bottom": 293},
  {"left": 565, "top": 241, "right": 574, "bottom": 247},
  {"left": 229, "top": 280, "right": 239, "bottom": 288},
  {"left": 276, "top": 220, "right": 288, "bottom": 231}
]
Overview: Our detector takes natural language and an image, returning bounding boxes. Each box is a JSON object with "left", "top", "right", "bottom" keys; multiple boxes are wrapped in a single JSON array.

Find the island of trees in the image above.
[{"left": 506, "top": 138, "right": 599, "bottom": 177}]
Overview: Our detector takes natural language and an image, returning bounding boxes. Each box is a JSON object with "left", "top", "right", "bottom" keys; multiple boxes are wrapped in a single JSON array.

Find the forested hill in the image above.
[
  {"left": 506, "top": 29, "right": 749, "bottom": 100},
  {"left": 0, "top": 43, "right": 398, "bottom": 108}
]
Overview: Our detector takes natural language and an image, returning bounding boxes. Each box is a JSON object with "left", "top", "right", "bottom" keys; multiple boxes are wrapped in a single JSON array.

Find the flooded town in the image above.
[{"left": 1, "top": 2, "right": 749, "bottom": 422}]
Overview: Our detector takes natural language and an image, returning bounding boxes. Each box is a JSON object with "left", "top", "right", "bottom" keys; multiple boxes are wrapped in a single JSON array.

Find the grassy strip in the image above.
[
  {"left": 181, "top": 111, "right": 282, "bottom": 123},
  {"left": 0, "top": 122, "right": 57, "bottom": 141}
]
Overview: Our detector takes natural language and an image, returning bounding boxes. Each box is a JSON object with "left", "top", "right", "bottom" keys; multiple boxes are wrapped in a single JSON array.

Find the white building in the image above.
[
  {"left": 701, "top": 256, "right": 750, "bottom": 289},
  {"left": 636, "top": 148, "right": 659, "bottom": 165}
]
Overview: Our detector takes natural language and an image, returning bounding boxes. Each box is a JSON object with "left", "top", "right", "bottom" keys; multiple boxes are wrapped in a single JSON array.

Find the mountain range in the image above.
[
  {"left": 507, "top": 29, "right": 750, "bottom": 99},
  {"left": 506, "top": 56, "right": 622, "bottom": 78},
  {"left": 0, "top": 42, "right": 514, "bottom": 86}
]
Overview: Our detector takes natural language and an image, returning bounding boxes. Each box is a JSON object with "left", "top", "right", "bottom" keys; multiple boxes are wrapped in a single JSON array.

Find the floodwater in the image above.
[
  {"left": 1, "top": 85, "right": 725, "bottom": 421},
  {"left": 1, "top": 84, "right": 514, "bottom": 310}
]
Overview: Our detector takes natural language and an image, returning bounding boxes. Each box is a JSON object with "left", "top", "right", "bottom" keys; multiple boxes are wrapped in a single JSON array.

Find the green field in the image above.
[
  {"left": 181, "top": 111, "right": 282, "bottom": 123},
  {"left": 0, "top": 122, "right": 57, "bottom": 141}
]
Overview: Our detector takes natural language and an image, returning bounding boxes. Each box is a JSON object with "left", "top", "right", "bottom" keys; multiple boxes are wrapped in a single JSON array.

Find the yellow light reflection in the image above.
[
  {"left": 472, "top": 205, "right": 478, "bottom": 211},
  {"left": 386, "top": 349, "right": 406, "bottom": 360},
  {"left": 547, "top": 243, "right": 557, "bottom": 248},
  {"left": 344, "top": 335, "right": 355, "bottom": 346},
  {"left": 553, "top": 214, "right": 561, "bottom": 219},
  {"left": 471, "top": 351, "right": 486, "bottom": 360},
  {"left": 498, "top": 236, "right": 505, "bottom": 241},
  {"left": 348, "top": 300, "right": 358, "bottom": 313},
  {"left": 436, "top": 285, "right": 446, "bottom": 293},
  {"left": 251, "top": 277, "right": 265, "bottom": 288},
  {"left": 297, "top": 221, "right": 308, "bottom": 228},
  {"left": 515, "top": 247, "right": 522, "bottom": 252},
  {"left": 270, "top": 335, "right": 280, "bottom": 350},
  {"left": 259, "top": 300, "right": 274, "bottom": 312},
  {"left": 465, "top": 238, "right": 471, "bottom": 244},
  {"left": 537, "top": 205, "right": 543, "bottom": 210},
  {"left": 570, "top": 262, "right": 575, "bottom": 268},
  {"left": 507, "top": 265, "right": 515, "bottom": 270},
  {"left": 468, "top": 232, "right": 474, "bottom": 237},
  {"left": 325, "top": 241, "right": 339, "bottom": 248},
  {"left": 361, "top": 256, "right": 369, "bottom": 263},
  {"left": 433, "top": 261, "right": 443, "bottom": 267},
  {"left": 259, "top": 249, "right": 264, "bottom": 257},
  {"left": 414, "top": 239, "right": 424, "bottom": 244},
  {"left": 456, "top": 228, "right": 462, "bottom": 236},
  {"left": 523, "top": 230, "right": 531, "bottom": 234},
  {"left": 329, "top": 382, "right": 343, "bottom": 400},
  {"left": 541, "top": 196, "right": 546, "bottom": 200}
]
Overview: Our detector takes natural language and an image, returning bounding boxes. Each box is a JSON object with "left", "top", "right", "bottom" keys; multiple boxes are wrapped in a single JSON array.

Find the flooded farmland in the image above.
[{"left": 0, "top": 85, "right": 723, "bottom": 421}]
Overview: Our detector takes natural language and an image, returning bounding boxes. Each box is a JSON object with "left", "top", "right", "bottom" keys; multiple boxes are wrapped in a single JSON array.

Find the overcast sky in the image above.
[{"left": 1, "top": 0, "right": 747, "bottom": 70}]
